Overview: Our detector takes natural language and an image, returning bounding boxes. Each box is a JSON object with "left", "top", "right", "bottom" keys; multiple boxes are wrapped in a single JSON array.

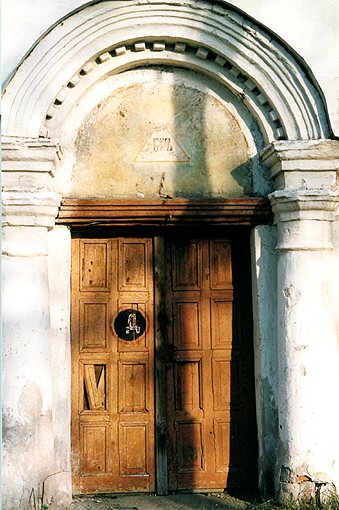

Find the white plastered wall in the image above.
[
  {"left": 2, "top": 0, "right": 338, "bottom": 135},
  {"left": 2, "top": 1, "right": 339, "bottom": 508}
]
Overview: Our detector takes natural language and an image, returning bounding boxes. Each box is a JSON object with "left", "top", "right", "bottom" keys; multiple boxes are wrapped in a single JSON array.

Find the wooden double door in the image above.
[{"left": 71, "top": 234, "right": 257, "bottom": 494}]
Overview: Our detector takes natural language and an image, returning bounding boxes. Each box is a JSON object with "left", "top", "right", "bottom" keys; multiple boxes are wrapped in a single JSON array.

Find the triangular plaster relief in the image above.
[{"left": 135, "top": 127, "right": 190, "bottom": 163}]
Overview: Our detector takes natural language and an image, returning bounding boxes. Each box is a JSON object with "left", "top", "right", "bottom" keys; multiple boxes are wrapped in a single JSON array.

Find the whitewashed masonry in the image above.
[{"left": 2, "top": 1, "right": 339, "bottom": 508}]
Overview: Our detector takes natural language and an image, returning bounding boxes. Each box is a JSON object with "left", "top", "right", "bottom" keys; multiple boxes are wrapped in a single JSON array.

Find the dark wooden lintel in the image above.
[{"left": 57, "top": 198, "right": 271, "bottom": 227}]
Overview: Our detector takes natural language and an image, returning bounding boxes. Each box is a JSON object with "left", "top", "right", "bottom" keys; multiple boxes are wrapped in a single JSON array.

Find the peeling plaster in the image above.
[
  {"left": 2, "top": 1, "right": 339, "bottom": 506},
  {"left": 279, "top": 466, "right": 337, "bottom": 504},
  {"left": 71, "top": 80, "right": 253, "bottom": 199}
]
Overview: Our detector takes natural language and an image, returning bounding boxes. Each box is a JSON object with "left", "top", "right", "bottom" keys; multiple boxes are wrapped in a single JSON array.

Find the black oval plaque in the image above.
[{"left": 113, "top": 308, "right": 146, "bottom": 341}]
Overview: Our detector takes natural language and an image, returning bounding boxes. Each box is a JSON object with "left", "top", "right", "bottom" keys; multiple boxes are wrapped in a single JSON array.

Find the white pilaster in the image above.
[
  {"left": 263, "top": 141, "right": 339, "bottom": 502},
  {"left": 1, "top": 137, "right": 71, "bottom": 509}
]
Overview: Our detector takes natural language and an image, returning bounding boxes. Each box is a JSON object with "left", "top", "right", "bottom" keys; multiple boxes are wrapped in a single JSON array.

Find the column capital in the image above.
[
  {"left": 2, "top": 136, "right": 63, "bottom": 192},
  {"left": 2, "top": 191, "right": 62, "bottom": 228},
  {"left": 2, "top": 137, "right": 63, "bottom": 228},
  {"left": 261, "top": 140, "right": 339, "bottom": 191},
  {"left": 269, "top": 190, "right": 339, "bottom": 223},
  {"left": 269, "top": 190, "right": 339, "bottom": 251}
]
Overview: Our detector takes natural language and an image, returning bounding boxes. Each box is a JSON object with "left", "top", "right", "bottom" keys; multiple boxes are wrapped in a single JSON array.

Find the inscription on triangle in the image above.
[{"left": 135, "top": 127, "right": 190, "bottom": 163}]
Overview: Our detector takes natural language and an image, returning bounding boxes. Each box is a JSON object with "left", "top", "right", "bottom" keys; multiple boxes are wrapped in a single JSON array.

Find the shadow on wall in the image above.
[
  {"left": 68, "top": 58, "right": 274, "bottom": 502},
  {"left": 154, "top": 75, "right": 260, "bottom": 494},
  {"left": 71, "top": 66, "right": 273, "bottom": 200},
  {"left": 252, "top": 225, "right": 279, "bottom": 498}
]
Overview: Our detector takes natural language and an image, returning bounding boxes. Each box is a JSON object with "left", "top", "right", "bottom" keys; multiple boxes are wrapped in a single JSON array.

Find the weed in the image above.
[
  {"left": 29, "top": 484, "right": 48, "bottom": 510},
  {"left": 246, "top": 492, "right": 339, "bottom": 510}
]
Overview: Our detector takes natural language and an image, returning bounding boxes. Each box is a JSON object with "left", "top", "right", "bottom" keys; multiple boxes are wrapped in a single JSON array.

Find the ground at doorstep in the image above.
[
  {"left": 70, "top": 492, "right": 261, "bottom": 510},
  {"left": 70, "top": 492, "right": 339, "bottom": 510}
]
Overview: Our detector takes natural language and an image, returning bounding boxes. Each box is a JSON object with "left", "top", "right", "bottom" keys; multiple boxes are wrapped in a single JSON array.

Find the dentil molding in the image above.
[{"left": 2, "top": 0, "right": 330, "bottom": 141}]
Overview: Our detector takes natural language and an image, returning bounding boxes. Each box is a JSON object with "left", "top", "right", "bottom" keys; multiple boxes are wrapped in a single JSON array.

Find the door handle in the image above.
[{"left": 125, "top": 312, "right": 140, "bottom": 335}]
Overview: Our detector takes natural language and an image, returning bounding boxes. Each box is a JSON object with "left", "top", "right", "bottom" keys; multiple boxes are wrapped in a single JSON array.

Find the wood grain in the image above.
[
  {"left": 71, "top": 238, "right": 155, "bottom": 494},
  {"left": 58, "top": 198, "right": 271, "bottom": 227}
]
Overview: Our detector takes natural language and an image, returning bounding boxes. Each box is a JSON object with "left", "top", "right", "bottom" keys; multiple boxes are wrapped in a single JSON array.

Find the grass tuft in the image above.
[{"left": 245, "top": 492, "right": 339, "bottom": 510}]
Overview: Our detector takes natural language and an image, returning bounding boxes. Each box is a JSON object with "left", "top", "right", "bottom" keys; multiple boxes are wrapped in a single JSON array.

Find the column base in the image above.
[{"left": 278, "top": 466, "right": 337, "bottom": 505}]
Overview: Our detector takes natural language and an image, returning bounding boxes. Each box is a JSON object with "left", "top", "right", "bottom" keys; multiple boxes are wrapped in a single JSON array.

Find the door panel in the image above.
[
  {"left": 71, "top": 238, "right": 155, "bottom": 494},
  {"left": 72, "top": 234, "right": 257, "bottom": 494},
  {"left": 166, "top": 237, "right": 256, "bottom": 490}
]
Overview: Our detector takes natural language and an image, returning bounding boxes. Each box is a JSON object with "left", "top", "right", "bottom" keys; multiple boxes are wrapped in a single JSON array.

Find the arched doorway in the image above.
[
  {"left": 59, "top": 65, "right": 268, "bottom": 494},
  {"left": 3, "top": 1, "right": 337, "bottom": 507}
]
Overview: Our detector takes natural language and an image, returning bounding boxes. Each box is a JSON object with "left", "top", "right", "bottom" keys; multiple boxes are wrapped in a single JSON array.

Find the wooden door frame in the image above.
[
  {"left": 61, "top": 198, "right": 270, "bottom": 495},
  {"left": 57, "top": 198, "right": 271, "bottom": 228}
]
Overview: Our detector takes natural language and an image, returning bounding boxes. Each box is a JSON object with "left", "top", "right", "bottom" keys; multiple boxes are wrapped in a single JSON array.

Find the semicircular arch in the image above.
[{"left": 2, "top": 0, "right": 330, "bottom": 142}]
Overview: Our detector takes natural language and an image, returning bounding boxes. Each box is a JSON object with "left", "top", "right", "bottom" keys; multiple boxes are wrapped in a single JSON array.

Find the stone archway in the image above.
[
  {"left": 2, "top": 0, "right": 330, "bottom": 140},
  {"left": 2, "top": 2, "right": 339, "bottom": 508}
]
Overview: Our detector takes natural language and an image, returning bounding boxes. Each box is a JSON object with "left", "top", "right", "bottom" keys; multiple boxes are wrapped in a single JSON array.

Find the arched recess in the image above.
[
  {"left": 2, "top": 0, "right": 330, "bottom": 143},
  {"left": 2, "top": 1, "right": 336, "bottom": 504}
]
